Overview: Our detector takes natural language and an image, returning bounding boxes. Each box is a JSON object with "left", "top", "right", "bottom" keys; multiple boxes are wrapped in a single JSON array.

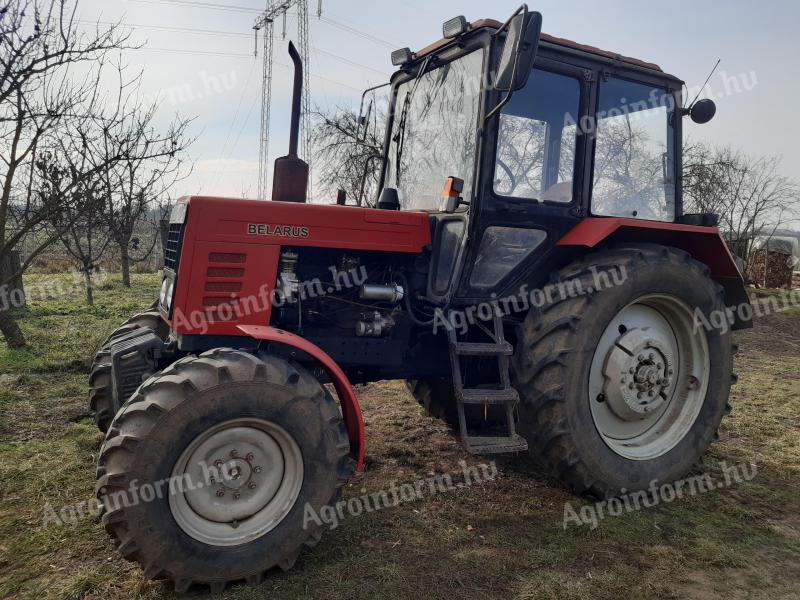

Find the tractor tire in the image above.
[
  {"left": 95, "top": 349, "right": 354, "bottom": 593},
  {"left": 89, "top": 310, "right": 168, "bottom": 432},
  {"left": 406, "top": 379, "right": 459, "bottom": 426},
  {"left": 405, "top": 379, "right": 506, "bottom": 430},
  {"left": 511, "top": 244, "right": 735, "bottom": 498}
]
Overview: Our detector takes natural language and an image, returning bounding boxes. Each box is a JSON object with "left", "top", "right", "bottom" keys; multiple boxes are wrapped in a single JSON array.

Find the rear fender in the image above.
[
  {"left": 558, "top": 218, "right": 752, "bottom": 330},
  {"left": 236, "top": 325, "right": 365, "bottom": 470}
]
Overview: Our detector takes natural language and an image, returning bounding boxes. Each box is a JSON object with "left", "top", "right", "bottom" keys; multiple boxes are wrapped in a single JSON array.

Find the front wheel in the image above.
[
  {"left": 512, "top": 245, "right": 735, "bottom": 498},
  {"left": 96, "top": 349, "right": 354, "bottom": 592},
  {"left": 88, "top": 309, "right": 168, "bottom": 432}
]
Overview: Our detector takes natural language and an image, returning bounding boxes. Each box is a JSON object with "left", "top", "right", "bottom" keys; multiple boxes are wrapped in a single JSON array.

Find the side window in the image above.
[
  {"left": 592, "top": 78, "right": 676, "bottom": 221},
  {"left": 493, "top": 69, "right": 581, "bottom": 203}
]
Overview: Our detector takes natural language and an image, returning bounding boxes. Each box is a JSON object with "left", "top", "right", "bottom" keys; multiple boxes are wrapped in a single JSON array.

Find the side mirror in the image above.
[
  {"left": 690, "top": 99, "right": 717, "bottom": 124},
  {"left": 495, "top": 11, "right": 542, "bottom": 92}
]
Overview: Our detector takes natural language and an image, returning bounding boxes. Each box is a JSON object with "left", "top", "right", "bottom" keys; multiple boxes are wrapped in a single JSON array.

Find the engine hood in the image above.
[{"left": 179, "top": 196, "right": 432, "bottom": 254}]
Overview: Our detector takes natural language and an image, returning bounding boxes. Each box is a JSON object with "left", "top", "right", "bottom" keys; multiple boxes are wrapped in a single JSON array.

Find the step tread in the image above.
[
  {"left": 459, "top": 388, "right": 519, "bottom": 404},
  {"left": 464, "top": 434, "right": 528, "bottom": 454},
  {"left": 453, "top": 341, "right": 513, "bottom": 356}
]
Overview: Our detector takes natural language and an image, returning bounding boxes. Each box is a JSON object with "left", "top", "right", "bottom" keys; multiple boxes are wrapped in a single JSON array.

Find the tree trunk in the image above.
[
  {"left": 84, "top": 269, "right": 95, "bottom": 306},
  {"left": 120, "top": 243, "right": 131, "bottom": 287},
  {"left": 0, "top": 309, "right": 26, "bottom": 348},
  {"left": 0, "top": 251, "right": 25, "bottom": 308}
]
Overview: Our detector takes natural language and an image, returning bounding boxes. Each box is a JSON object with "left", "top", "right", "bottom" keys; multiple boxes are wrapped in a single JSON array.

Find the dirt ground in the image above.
[{"left": 0, "top": 274, "right": 798, "bottom": 599}]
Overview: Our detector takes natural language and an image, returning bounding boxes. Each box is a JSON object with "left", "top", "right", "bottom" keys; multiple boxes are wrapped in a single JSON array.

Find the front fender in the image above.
[{"left": 236, "top": 325, "right": 365, "bottom": 470}]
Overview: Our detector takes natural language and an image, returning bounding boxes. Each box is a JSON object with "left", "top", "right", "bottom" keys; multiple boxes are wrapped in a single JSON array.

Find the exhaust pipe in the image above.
[{"left": 272, "top": 42, "right": 309, "bottom": 203}]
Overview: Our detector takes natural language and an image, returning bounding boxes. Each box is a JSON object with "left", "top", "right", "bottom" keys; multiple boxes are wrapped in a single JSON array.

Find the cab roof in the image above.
[{"left": 415, "top": 18, "right": 665, "bottom": 74}]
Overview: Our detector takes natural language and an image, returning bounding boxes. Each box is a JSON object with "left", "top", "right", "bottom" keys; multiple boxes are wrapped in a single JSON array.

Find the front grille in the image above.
[{"left": 164, "top": 223, "right": 184, "bottom": 271}]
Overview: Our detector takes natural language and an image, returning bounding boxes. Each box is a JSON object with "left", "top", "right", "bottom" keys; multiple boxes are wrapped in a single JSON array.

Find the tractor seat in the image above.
[{"left": 541, "top": 181, "right": 573, "bottom": 203}]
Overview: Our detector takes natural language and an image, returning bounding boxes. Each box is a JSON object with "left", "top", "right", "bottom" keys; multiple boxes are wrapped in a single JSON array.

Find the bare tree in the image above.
[
  {"left": 95, "top": 81, "right": 191, "bottom": 287},
  {"left": 41, "top": 65, "right": 192, "bottom": 301},
  {"left": 0, "top": 0, "right": 132, "bottom": 346},
  {"left": 682, "top": 143, "right": 736, "bottom": 218},
  {"left": 683, "top": 143, "right": 799, "bottom": 263},
  {"left": 310, "top": 106, "right": 383, "bottom": 205},
  {"left": 37, "top": 150, "right": 111, "bottom": 304}
]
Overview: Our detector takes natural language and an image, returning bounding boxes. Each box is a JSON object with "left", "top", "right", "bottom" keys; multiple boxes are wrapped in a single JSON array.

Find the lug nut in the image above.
[
  {"left": 216, "top": 489, "right": 225, "bottom": 497},
  {"left": 248, "top": 482, "right": 257, "bottom": 489},
  {"left": 233, "top": 492, "right": 241, "bottom": 499},
  {"left": 254, "top": 466, "right": 262, "bottom": 473},
  {"left": 246, "top": 453, "right": 255, "bottom": 461},
  {"left": 230, "top": 449, "right": 238, "bottom": 458},
  {"left": 214, "top": 459, "right": 223, "bottom": 467}
]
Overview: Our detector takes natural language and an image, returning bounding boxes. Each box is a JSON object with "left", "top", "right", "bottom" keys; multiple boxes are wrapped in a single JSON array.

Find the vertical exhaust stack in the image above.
[{"left": 272, "top": 42, "right": 309, "bottom": 203}]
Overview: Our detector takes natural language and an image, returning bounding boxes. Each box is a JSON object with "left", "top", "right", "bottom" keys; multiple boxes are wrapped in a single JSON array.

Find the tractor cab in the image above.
[{"left": 374, "top": 9, "right": 717, "bottom": 306}]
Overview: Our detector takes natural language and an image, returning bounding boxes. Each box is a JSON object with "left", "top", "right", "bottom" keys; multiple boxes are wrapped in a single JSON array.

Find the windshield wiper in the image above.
[{"left": 393, "top": 55, "right": 433, "bottom": 187}]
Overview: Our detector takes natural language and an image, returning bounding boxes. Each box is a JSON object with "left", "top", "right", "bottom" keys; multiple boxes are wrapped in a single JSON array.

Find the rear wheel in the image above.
[
  {"left": 405, "top": 379, "right": 458, "bottom": 426},
  {"left": 88, "top": 309, "right": 168, "bottom": 432},
  {"left": 405, "top": 379, "right": 506, "bottom": 430},
  {"left": 96, "top": 349, "right": 354, "bottom": 593},
  {"left": 512, "top": 245, "right": 735, "bottom": 497}
]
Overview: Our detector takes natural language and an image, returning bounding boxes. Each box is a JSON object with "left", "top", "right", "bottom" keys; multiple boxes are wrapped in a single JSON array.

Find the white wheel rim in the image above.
[
  {"left": 588, "top": 294, "right": 710, "bottom": 460},
  {"left": 169, "top": 418, "right": 304, "bottom": 546}
]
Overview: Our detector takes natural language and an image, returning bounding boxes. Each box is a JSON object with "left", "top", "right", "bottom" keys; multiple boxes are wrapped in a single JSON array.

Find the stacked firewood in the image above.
[{"left": 748, "top": 248, "right": 794, "bottom": 289}]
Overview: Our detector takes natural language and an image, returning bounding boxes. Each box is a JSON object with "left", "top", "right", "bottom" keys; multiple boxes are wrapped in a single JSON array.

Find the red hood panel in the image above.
[{"left": 184, "top": 196, "right": 431, "bottom": 253}]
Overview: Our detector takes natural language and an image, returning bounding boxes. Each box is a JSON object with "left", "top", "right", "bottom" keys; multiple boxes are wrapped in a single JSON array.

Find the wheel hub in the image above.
[
  {"left": 183, "top": 427, "right": 285, "bottom": 523},
  {"left": 170, "top": 418, "right": 304, "bottom": 546},
  {"left": 588, "top": 295, "right": 711, "bottom": 461},
  {"left": 602, "top": 327, "right": 675, "bottom": 421}
]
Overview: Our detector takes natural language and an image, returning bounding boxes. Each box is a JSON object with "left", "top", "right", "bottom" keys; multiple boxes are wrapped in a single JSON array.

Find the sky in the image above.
[{"left": 75, "top": 0, "right": 800, "bottom": 203}]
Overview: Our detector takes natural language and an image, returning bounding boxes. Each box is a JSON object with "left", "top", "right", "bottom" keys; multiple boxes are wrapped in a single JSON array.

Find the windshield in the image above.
[{"left": 383, "top": 49, "right": 484, "bottom": 210}]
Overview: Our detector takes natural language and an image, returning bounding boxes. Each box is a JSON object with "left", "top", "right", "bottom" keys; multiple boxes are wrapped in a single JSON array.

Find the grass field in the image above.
[{"left": 1, "top": 273, "right": 799, "bottom": 599}]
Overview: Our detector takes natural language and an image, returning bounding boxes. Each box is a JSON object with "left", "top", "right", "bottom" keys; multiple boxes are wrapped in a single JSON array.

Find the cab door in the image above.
[{"left": 457, "top": 55, "right": 593, "bottom": 301}]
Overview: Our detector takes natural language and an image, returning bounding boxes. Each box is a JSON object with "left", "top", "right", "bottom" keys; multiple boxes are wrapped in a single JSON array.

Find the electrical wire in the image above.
[
  {"left": 395, "top": 272, "right": 435, "bottom": 326},
  {"left": 127, "top": 0, "right": 400, "bottom": 50},
  {"left": 319, "top": 15, "right": 399, "bottom": 49},
  {"left": 134, "top": 47, "right": 365, "bottom": 92},
  {"left": 219, "top": 60, "right": 257, "bottom": 160},
  {"left": 128, "top": 0, "right": 261, "bottom": 14},
  {"left": 78, "top": 19, "right": 390, "bottom": 78}
]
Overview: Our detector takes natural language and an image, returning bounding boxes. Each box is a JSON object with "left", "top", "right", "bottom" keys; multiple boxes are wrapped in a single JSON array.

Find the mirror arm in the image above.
[
  {"left": 358, "top": 155, "right": 385, "bottom": 207},
  {"left": 483, "top": 91, "right": 514, "bottom": 123},
  {"left": 493, "top": 3, "right": 528, "bottom": 38},
  {"left": 356, "top": 82, "right": 391, "bottom": 142},
  {"left": 484, "top": 5, "right": 529, "bottom": 123},
  {"left": 485, "top": 89, "right": 514, "bottom": 123}
]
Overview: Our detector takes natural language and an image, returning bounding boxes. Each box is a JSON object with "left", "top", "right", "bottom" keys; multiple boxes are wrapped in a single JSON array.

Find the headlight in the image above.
[
  {"left": 166, "top": 281, "right": 175, "bottom": 311},
  {"left": 159, "top": 278, "right": 170, "bottom": 307}
]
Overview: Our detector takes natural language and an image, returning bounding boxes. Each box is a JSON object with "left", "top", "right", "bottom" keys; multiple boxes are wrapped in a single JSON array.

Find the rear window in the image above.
[{"left": 591, "top": 77, "right": 676, "bottom": 221}]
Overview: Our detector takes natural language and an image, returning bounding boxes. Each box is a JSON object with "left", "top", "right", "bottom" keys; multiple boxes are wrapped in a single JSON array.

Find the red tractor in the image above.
[{"left": 90, "top": 7, "right": 749, "bottom": 592}]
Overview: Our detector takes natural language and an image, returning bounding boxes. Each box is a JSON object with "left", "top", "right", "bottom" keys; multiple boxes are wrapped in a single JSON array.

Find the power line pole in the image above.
[{"left": 254, "top": 0, "right": 318, "bottom": 200}]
